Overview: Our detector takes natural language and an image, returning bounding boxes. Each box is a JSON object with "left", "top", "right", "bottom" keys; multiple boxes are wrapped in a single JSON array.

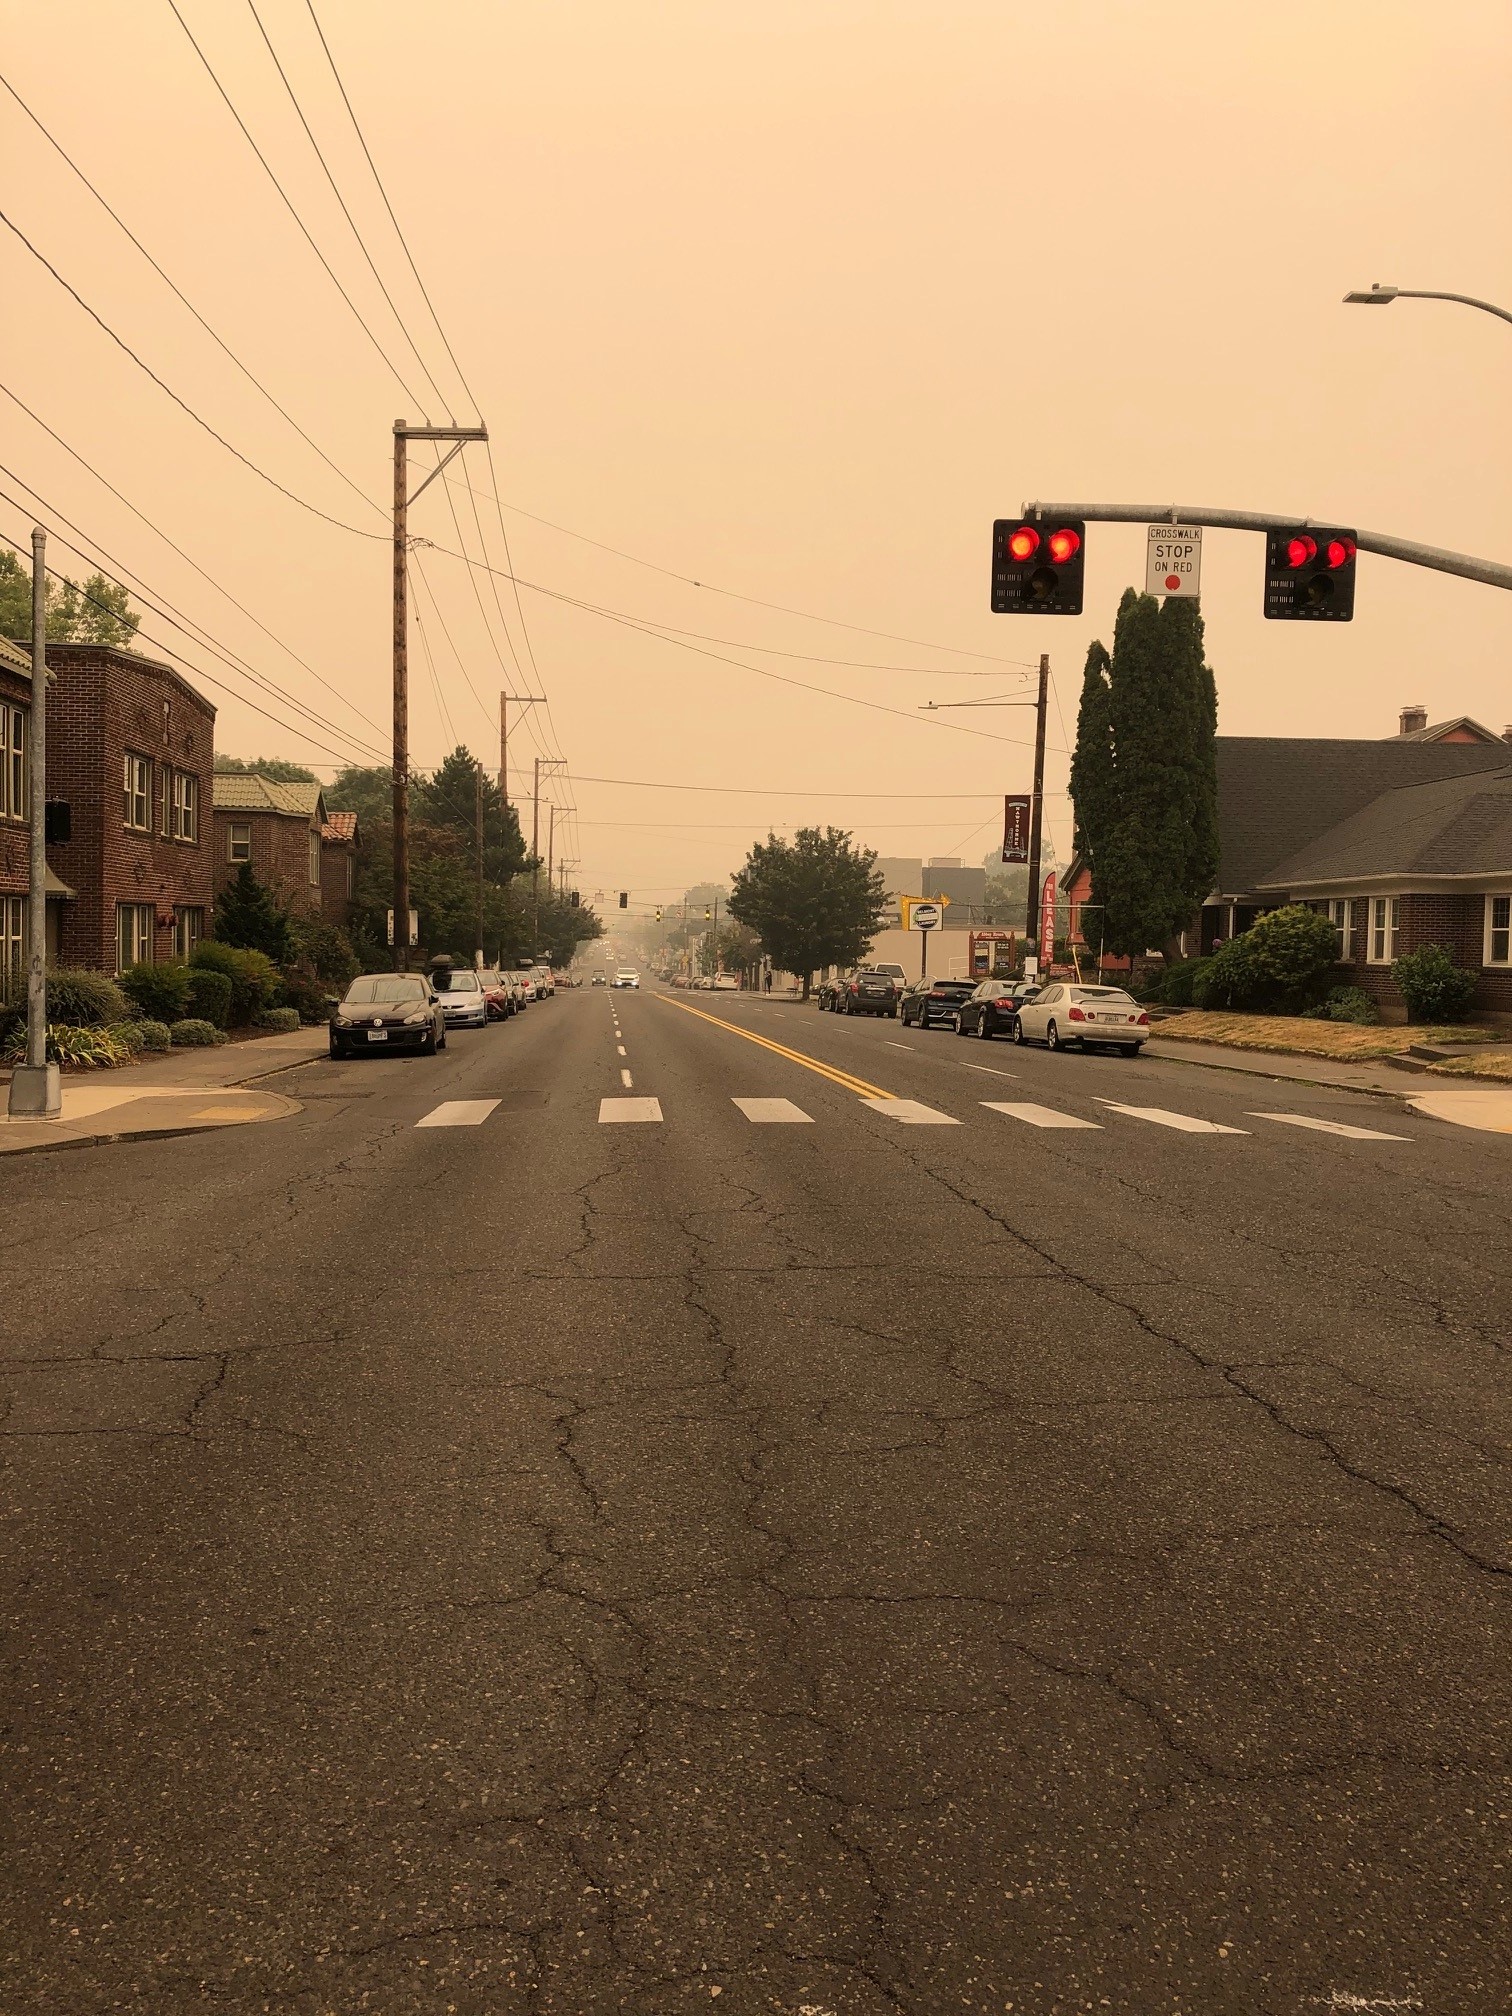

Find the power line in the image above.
[
  {"left": 0, "top": 205, "right": 382, "bottom": 539},
  {"left": 165, "top": 0, "right": 427, "bottom": 414},
  {"left": 0, "top": 380, "right": 384, "bottom": 734},
  {"left": 244, "top": 0, "right": 454, "bottom": 419},
  {"left": 0, "top": 69, "right": 387, "bottom": 528}
]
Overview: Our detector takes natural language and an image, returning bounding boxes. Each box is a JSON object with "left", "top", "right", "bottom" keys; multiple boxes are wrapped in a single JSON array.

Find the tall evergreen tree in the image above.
[
  {"left": 1069, "top": 589, "right": 1219, "bottom": 959},
  {"left": 214, "top": 863, "right": 294, "bottom": 961}
]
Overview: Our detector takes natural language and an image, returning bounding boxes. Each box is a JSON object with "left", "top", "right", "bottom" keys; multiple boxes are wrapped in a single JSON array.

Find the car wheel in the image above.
[
  {"left": 977, "top": 1016, "right": 991, "bottom": 1040},
  {"left": 1047, "top": 1020, "right": 1066, "bottom": 1051},
  {"left": 954, "top": 1013, "right": 968, "bottom": 1037},
  {"left": 889, "top": 1005, "right": 898, "bottom": 1019},
  {"left": 328, "top": 1037, "right": 343, "bottom": 1060},
  {"left": 1012, "top": 1018, "right": 1027, "bottom": 1045}
]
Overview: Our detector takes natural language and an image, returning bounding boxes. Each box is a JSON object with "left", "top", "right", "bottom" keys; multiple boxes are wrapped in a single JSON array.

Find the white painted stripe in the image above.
[
  {"left": 732, "top": 1097, "right": 813, "bottom": 1124},
  {"left": 1097, "top": 1100, "right": 1248, "bottom": 1135},
  {"left": 620, "top": 1067, "right": 634, "bottom": 1088},
  {"left": 861, "top": 1097, "right": 960, "bottom": 1125},
  {"left": 415, "top": 1099, "right": 500, "bottom": 1129},
  {"left": 616, "top": 1044, "right": 627, "bottom": 1056},
  {"left": 599, "top": 1097, "right": 663, "bottom": 1123},
  {"left": 983, "top": 1101, "right": 1101, "bottom": 1130},
  {"left": 1247, "top": 1112, "right": 1410, "bottom": 1141},
  {"left": 957, "top": 1061, "right": 1017, "bottom": 1077},
  {"left": 885, "top": 1041, "right": 918, "bottom": 1050}
]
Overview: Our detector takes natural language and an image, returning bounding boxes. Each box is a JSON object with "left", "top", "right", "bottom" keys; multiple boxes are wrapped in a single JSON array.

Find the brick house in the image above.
[
  {"left": 0, "top": 640, "right": 216, "bottom": 979},
  {"left": 319, "top": 809, "right": 358, "bottom": 928},
  {"left": 212, "top": 774, "right": 327, "bottom": 917}
]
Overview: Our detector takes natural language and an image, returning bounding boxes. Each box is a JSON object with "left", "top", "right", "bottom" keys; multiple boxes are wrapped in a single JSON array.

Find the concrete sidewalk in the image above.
[
  {"left": 1143, "top": 1034, "right": 1425, "bottom": 1098},
  {"left": 0, "top": 1026, "right": 326, "bottom": 1156}
]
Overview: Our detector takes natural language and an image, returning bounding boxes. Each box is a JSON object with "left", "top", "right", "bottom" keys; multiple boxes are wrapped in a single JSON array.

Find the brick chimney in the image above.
[
  {"left": 1504, "top": 724, "right": 1512, "bottom": 744},
  {"left": 1399, "top": 703, "right": 1428, "bottom": 737}
]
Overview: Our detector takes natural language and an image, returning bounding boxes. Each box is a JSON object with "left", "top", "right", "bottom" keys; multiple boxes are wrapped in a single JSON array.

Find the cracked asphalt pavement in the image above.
[{"left": 3, "top": 984, "right": 1509, "bottom": 2014}]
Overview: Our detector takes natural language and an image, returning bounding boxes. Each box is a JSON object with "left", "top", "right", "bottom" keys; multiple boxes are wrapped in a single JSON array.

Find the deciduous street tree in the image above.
[
  {"left": 728, "top": 827, "right": 887, "bottom": 998},
  {"left": 0, "top": 548, "right": 141, "bottom": 646}
]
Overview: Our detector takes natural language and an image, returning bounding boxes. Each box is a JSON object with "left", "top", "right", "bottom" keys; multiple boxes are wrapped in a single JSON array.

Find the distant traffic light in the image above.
[
  {"left": 618, "top": 891, "right": 628, "bottom": 908},
  {"left": 704, "top": 905, "right": 712, "bottom": 920},
  {"left": 990, "top": 517, "right": 1086, "bottom": 615},
  {"left": 570, "top": 890, "right": 580, "bottom": 908},
  {"left": 655, "top": 906, "right": 663, "bottom": 923},
  {"left": 1264, "top": 526, "right": 1357, "bottom": 621}
]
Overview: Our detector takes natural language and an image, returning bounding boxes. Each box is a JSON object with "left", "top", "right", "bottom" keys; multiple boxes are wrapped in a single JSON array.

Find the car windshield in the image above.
[
  {"left": 344, "top": 976, "right": 425, "bottom": 1005},
  {"left": 933, "top": 981, "right": 973, "bottom": 993},
  {"left": 437, "top": 971, "right": 481, "bottom": 993},
  {"left": 478, "top": 970, "right": 500, "bottom": 986}
]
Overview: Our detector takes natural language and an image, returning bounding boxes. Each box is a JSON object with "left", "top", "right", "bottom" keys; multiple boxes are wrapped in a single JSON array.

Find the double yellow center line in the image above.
[{"left": 654, "top": 993, "right": 894, "bottom": 1101}]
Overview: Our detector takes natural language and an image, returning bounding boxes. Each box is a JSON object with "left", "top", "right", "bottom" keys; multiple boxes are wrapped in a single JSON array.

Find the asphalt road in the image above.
[{"left": 3, "top": 984, "right": 1510, "bottom": 2015}]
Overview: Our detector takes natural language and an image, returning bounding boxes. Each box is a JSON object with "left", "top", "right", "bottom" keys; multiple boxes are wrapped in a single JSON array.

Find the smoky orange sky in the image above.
[{"left": 4, "top": 0, "right": 1510, "bottom": 908}]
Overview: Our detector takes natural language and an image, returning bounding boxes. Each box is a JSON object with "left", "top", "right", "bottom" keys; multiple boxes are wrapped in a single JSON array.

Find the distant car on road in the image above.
[
  {"left": 612, "top": 969, "right": 641, "bottom": 989},
  {"left": 835, "top": 967, "right": 899, "bottom": 1017},
  {"left": 953, "top": 978, "right": 1038, "bottom": 1041},
  {"left": 591, "top": 969, "right": 606, "bottom": 986},
  {"left": 433, "top": 966, "right": 488, "bottom": 1029},
  {"left": 899, "top": 977, "right": 976, "bottom": 1030},
  {"left": 713, "top": 972, "right": 740, "bottom": 991},
  {"left": 329, "top": 973, "right": 445, "bottom": 1058},
  {"left": 1013, "top": 982, "right": 1149, "bottom": 1054}
]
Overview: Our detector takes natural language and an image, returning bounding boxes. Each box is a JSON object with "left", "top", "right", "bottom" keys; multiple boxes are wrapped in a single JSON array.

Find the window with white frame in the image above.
[
  {"left": 1, "top": 894, "right": 25, "bottom": 990},
  {"left": 1487, "top": 895, "right": 1511, "bottom": 967},
  {"left": 174, "top": 905, "right": 204, "bottom": 959},
  {"left": 116, "top": 901, "right": 154, "bottom": 972},
  {"left": 1326, "top": 898, "right": 1355, "bottom": 961},
  {"left": 170, "top": 769, "right": 198, "bottom": 842},
  {"left": 1367, "top": 895, "right": 1401, "bottom": 965},
  {"left": 123, "top": 751, "right": 150, "bottom": 831},
  {"left": 227, "top": 820, "right": 251, "bottom": 863},
  {"left": 308, "top": 827, "right": 320, "bottom": 885},
  {"left": 2, "top": 704, "right": 26, "bottom": 820}
]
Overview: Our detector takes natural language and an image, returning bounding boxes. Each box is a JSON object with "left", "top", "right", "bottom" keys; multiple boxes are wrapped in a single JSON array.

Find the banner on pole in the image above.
[
  {"left": 1002, "top": 794, "right": 1031, "bottom": 864},
  {"left": 1039, "top": 871, "right": 1057, "bottom": 968}
]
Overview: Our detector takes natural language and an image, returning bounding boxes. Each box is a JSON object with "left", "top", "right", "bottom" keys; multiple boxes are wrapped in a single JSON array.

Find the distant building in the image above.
[{"left": 212, "top": 773, "right": 328, "bottom": 918}]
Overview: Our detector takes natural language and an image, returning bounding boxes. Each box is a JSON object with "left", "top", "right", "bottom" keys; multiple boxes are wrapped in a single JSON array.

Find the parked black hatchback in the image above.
[
  {"left": 954, "top": 978, "right": 1039, "bottom": 1041},
  {"left": 899, "top": 977, "right": 976, "bottom": 1030},
  {"left": 329, "top": 973, "right": 447, "bottom": 1058}
]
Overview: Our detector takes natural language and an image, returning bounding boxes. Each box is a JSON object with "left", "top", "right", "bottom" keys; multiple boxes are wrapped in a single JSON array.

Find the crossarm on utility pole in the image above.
[{"left": 1021, "top": 502, "right": 1512, "bottom": 593}]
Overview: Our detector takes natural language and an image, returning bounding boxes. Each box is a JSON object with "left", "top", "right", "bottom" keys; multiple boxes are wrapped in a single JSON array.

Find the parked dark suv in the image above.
[
  {"left": 833, "top": 966, "right": 901, "bottom": 1017},
  {"left": 899, "top": 976, "right": 976, "bottom": 1030}
]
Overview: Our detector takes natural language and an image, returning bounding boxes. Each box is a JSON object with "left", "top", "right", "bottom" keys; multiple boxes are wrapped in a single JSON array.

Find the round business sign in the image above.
[{"left": 912, "top": 901, "right": 941, "bottom": 930}]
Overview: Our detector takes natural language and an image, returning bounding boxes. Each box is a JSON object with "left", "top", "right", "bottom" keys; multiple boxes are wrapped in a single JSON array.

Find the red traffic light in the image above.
[
  {"left": 1285, "top": 534, "right": 1317, "bottom": 569},
  {"left": 1007, "top": 525, "right": 1040, "bottom": 561},
  {"left": 1325, "top": 536, "right": 1356, "bottom": 568},
  {"left": 1046, "top": 526, "right": 1081, "bottom": 564}
]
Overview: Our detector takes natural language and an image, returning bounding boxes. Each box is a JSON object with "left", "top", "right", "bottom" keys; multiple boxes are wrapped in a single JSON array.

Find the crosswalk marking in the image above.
[
  {"left": 861, "top": 1097, "right": 960, "bottom": 1125},
  {"left": 1247, "top": 1112, "right": 1410, "bottom": 1141},
  {"left": 732, "top": 1097, "right": 813, "bottom": 1124},
  {"left": 415, "top": 1099, "right": 501, "bottom": 1129},
  {"left": 1096, "top": 1100, "right": 1248, "bottom": 1135},
  {"left": 983, "top": 1101, "right": 1101, "bottom": 1130},
  {"left": 599, "top": 1097, "right": 663, "bottom": 1123}
]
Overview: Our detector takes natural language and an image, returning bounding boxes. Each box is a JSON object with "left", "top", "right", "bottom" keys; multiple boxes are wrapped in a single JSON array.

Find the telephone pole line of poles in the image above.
[
  {"left": 499, "top": 690, "right": 546, "bottom": 807},
  {"left": 392, "top": 419, "right": 487, "bottom": 971},
  {"left": 531, "top": 755, "right": 566, "bottom": 949},
  {"left": 8, "top": 525, "right": 59, "bottom": 1118},
  {"left": 474, "top": 756, "right": 486, "bottom": 968}
]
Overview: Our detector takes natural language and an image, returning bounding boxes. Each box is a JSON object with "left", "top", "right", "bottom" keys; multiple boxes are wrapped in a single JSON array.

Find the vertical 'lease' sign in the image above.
[
  {"left": 1039, "top": 871, "right": 1057, "bottom": 968},
  {"left": 1002, "top": 794, "right": 1031, "bottom": 864}
]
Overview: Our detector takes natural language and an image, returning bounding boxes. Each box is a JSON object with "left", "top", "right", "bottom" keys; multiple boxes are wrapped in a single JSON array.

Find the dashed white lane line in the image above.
[
  {"left": 956, "top": 1060, "right": 1017, "bottom": 1077},
  {"left": 415, "top": 1099, "right": 501, "bottom": 1128},
  {"left": 983, "top": 1101, "right": 1101, "bottom": 1130},
  {"left": 616, "top": 1044, "right": 627, "bottom": 1056},
  {"left": 885, "top": 1041, "right": 918, "bottom": 1051},
  {"left": 1248, "top": 1112, "right": 1411, "bottom": 1141},
  {"left": 732, "top": 1097, "right": 813, "bottom": 1124},
  {"left": 861, "top": 1097, "right": 960, "bottom": 1125},
  {"left": 1097, "top": 1100, "right": 1248, "bottom": 1135},
  {"left": 620, "top": 1067, "right": 634, "bottom": 1088},
  {"left": 599, "top": 1097, "right": 663, "bottom": 1123}
]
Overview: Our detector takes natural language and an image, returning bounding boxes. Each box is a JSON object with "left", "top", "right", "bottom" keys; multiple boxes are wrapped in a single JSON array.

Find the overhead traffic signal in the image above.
[
  {"left": 570, "top": 890, "right": 580, "bottom": 908},
  {"left": 618, "top": 890, "right": 628, "bottom": 908},
  {"left": 655, "top": 906, "right": 663, "bottom": 923},
  {"left": 704, "top": 905, "right": 712, "bottom": 920},
  {"left": 1264, "top": 527, "right": 1357, "bottom": 621},
  {"left": 991, "top": 517, "right": 1086, "bottom": 615}
]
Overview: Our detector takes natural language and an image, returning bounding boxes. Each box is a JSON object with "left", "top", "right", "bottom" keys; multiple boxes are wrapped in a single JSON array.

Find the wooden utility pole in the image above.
[
  {"left": 474, "top": 756, "right": 485, "bottom": 966},
  {"left": 392, "top": 419, "right": 487, "bottom": 970},
  {"left": 530, "top": 754, "right": 566, "bottom": 950},
  {"left": 500, "top": 689, "right": 545, "bottom": 807},
  {"left": 1024, "top": 651, "right": 1049, "bottom": 959}
]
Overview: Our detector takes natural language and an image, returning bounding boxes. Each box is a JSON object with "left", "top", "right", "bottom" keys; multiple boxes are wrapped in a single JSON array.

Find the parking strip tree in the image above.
[{"left": 728, "top": 827, "right": 887, "bottom": 1000}]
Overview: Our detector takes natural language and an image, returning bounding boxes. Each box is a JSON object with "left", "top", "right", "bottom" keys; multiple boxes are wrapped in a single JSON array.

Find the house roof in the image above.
[
  {"left": 213, "top": 772, "right": 325, "bottom": 819},
  {"left": 1256, "top": 766, "right": 1512, "bottom": 889},
  {"left": 1398, "top": 715, "right": 1506, "bottom": 745},
  {"left": 321, "top": 809, "right": 358, "bottom": 844},
  {"left": 1213, "top": 736, "right": 1512, "bottom": 896},
  {"left": 0, "top": 636, "right": 30, "bottom": 675}
]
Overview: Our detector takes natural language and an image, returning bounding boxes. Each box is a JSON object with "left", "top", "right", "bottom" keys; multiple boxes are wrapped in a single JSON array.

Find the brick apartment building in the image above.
[
  {"left": 0, "top": 639, "right": 216, "bottom": 982},
  {"left": 212, "top": 774, "right": 329, "bottom": 918}
]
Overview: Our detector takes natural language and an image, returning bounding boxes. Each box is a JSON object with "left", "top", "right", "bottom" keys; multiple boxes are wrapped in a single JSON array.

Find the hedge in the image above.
[
  {"left": 185, "top": 967, "right": 234, "bottom": 1029},
  {"left": 120, "top": 962, "right": 191, "bottom": 1024}
]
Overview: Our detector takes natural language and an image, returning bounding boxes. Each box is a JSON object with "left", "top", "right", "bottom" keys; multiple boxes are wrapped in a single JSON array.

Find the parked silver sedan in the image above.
[{"left": 1013, "top": 981, "right": 1149, "bottom": 1054}]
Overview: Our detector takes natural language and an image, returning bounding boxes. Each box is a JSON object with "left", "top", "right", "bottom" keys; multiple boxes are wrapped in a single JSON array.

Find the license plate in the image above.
[{"left": 367, "top": 1030, "right": 389, "bottom": 1042}]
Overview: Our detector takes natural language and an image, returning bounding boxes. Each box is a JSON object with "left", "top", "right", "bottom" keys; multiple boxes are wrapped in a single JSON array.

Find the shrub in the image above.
[
  {"left": 1192, "top": 905, "right": 1339, "bottom": 1014},
  {"left": 136, "top": 1018, "right": 172, "bottom": 1052},
  {"left": 191, "top": 941, "right": 280, "bottom": 1025},
  {"left": 44, "top": 968, "right": 128, "bottom": 1028},
  {"left": 1153, "top": 956, "right": 1210, "bottom": 1007},
  {"left": 1192, "top": 934, "right": 1262, "bottom": 1010},
  {"left": 276, "top": 969, "right": 333, "bottom": 1024},
  {"left": 2, "top": 1022, "right": 128, "bottom": 1069},
  {"left": 254, "top": 1006, "right": 302, "bottom": 1034},
  {"left": 1314, "top": 985, "right": 1378, "bottom": 1025},
  {"left": 1392, "top": 943, "right": 1478, "bottom": 1024},
  {"left": 110, "top": 1020, "right": 146, "bottom": 1055},
  {"left": 169, "top": 1018, "right": 220, "bottom": 1047},
  {"left": 288, "top": 915, "right": 359, "bottom": 988},
  {"left": 215, "top": 861, "right": 293, "bottom": 961},
  {"left": 185, "top": 967, "right": 234, "bottom": 1029},
  {"left": 119, "top": 961, "right": 191, "bottom": 1023}
]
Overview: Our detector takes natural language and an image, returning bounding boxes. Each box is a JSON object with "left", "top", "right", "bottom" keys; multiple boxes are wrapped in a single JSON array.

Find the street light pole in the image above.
[
  {"left": 8, "top": 525, "right": 60, "bottom": 1119},
  {"left": 1344, "top": 283, "right": 1512, "bottom": 329}
]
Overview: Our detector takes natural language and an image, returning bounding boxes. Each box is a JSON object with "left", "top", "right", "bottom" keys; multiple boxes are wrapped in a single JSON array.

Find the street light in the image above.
[{"left": 1343, "top": 283, "right": 1512, "bottom": 328}]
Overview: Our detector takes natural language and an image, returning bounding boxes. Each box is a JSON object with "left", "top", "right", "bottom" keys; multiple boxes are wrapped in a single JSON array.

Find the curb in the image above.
[
  {"left": 0, "top": 1091, "right": 303, "bottom": 1160},
  {"left": 1142, "top": 1044, "right": 1409, "bottom": 1102}
]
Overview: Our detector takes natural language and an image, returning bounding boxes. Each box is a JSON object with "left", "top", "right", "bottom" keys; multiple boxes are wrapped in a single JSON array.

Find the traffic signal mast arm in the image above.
[{"left": 1020, "top": 503, "right": 1512, "bottom": 593}]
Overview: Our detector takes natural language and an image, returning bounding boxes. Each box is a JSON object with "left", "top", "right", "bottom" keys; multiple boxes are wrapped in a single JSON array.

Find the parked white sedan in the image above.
[{"left": 1013, "top": 982, "right": 1149, "bottom": 1054}]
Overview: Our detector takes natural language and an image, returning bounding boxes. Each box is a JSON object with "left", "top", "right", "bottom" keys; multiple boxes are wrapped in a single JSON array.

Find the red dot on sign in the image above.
[{"left": 1165, "top": 574, "right": 1181, "bottom": 592}]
